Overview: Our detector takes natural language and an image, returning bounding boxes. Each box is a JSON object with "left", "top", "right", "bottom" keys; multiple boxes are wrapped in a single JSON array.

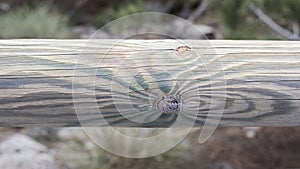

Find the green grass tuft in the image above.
[
  {"left": 0, "top": 5, "right": 73, "bottom": 39},
  {"left": 94, "top": 0, "right": 145, "bottom": 28}
]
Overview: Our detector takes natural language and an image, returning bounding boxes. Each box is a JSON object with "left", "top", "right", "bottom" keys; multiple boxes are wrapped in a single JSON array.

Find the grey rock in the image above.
[
  {"left": 0, "top": 133, "right": 58, "bottom": 169},
  {"left": 0, "top": 2, "right": 9, "bottom": 12},
  {"left": 74, "top": 17, "right": 221, "bottom": 39}
]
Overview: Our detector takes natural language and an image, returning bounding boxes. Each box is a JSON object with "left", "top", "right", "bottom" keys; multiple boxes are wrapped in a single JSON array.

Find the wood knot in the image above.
[
  {"left": 175, "top": 45, "right": 191, "bottom": 55},
  {"left": 156, "top": 95, "right": 180, "bottom": 113}
]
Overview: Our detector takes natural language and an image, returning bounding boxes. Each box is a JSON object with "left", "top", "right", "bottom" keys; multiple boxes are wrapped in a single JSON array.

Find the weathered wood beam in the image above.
[{"left": 0, "top": 39, "right": 299, "bottom": 127}]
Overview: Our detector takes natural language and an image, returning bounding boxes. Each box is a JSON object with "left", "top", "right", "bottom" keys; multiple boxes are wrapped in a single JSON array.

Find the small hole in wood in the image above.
[{"left": 156, "top": 95, "right": 181, "bottom": 113}]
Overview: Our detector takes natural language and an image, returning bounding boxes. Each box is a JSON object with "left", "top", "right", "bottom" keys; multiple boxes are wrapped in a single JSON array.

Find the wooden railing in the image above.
[{"left": 0, "top": 39, "right": 299, "bottom": 127}]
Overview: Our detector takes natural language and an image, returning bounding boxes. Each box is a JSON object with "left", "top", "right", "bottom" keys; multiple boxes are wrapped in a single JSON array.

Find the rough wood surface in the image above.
[{"left": 0, "top": 39, "right": 299, "bottom": 127}]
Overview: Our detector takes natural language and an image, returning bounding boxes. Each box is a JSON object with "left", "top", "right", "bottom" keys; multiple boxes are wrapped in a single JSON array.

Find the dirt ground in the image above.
[
  {"left": 174, "top": 127, "right": 300, "bottom": 169},
  {"left": 0, "top": 127, "right": 299, "bottom": 169}
]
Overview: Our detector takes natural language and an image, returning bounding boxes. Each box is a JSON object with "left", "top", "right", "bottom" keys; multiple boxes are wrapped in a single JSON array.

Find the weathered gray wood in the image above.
[{"left": 0, "top": 39, "right": 300, "bottom": 127}]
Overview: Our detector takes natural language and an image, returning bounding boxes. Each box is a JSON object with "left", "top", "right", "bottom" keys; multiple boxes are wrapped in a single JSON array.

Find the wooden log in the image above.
[{"left": 0, "top": 39, "right": 299, "bottom": 127}]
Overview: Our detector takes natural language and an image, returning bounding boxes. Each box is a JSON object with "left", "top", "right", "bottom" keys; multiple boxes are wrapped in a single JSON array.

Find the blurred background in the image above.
[
  {"left": 0, "top": 0, "right": 299, "bottom": 39},
  {"left": 0, "top": 0, "right": 299, "bottom": 169}
]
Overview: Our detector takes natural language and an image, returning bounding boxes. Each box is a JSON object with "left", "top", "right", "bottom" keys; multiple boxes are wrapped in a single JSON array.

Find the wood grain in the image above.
[{"left": 0, "top": 39, "right": 299, "bottom": 127}]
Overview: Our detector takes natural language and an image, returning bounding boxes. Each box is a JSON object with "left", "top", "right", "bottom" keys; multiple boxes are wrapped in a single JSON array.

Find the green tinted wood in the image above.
[{"left": 0, "top": 39, "right": 299, "bottom": 127}]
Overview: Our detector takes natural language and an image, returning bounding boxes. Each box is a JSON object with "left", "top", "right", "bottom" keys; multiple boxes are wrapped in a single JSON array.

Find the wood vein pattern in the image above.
[{"left": 0, "top": 39, "right": 299, "bottom": 127}]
